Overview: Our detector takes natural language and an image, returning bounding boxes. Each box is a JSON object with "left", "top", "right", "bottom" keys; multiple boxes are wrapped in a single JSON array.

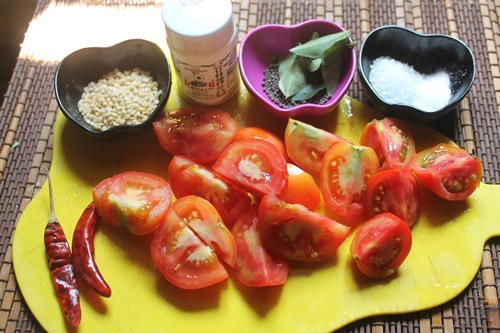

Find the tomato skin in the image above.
[
  {"left": 282, "top": 164, "right": 321, "bottom": 211},
  {"left": 410, "top": 143, "right": 483, "bottom": 201},
  {"left": 233, "top": 127, "right": 291, "bottom": 162},
  {"left": 168, "top": 155, "right": 252, "bottom": 227},
  {"left": 232, "top": 204, "right": 290, "bottom": 287},
  {"left": 359, "top": 117, "right": 416, "bottom": 171},
  {"left": 152, "top": 107, "right": 237, "bottom": 164},
  {"left": 258, "top": 195, "right": 350, "bottom": 262},
  {"left": 151, "top": 196, "right": 232, "bottom": 289},
  {"left": 320, "top": 142, "right": 380, "bottom": 221},
  {"left": 365, "top": 168, "right": 420, "bottom": 227},
  {"left": 212, "top": 138, "right": 288, "bottom": 198},
  {"left": 92, "top": 171, "right": 172, "bottom": 235},
  {"left": 284, "top": 118, "right": 351, "bottom": 175},
  {"left": 350, "top": 213, "right": 412, "bottom": 278}
]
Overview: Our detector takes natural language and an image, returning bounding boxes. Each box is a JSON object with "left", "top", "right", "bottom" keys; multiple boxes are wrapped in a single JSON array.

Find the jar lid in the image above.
[{"left": 162, "top": 0, "right": 235, "bottom": 55}]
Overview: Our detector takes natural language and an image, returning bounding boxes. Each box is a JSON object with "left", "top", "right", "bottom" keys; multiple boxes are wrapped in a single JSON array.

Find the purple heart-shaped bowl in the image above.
[
  {"left": 358, "top": 25, "right": 475, "bottom": 124},
  {"left": 238, "top": 20, "right": 357, "bottom": 118}
]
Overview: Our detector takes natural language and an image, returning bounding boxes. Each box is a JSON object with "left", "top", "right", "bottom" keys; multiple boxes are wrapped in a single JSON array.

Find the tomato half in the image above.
[
  {"left": 151, "top": 195, "right": 235, "bottom": 289},
  {"left": 212, "top": 138, "right": 288, "bottom": 198},
  {"left": 258, "top": 195, "right": 350, "bottom": 262},
  {"left": 152, "top": 107, "right": 237, "bottom": 164},
  {"left": 232, "top": 203, "right": 290, "bottom": 287},
  {"left": 365, "top": 168, "right": 420, "bottom": 227},
  {"left": 168, "top": 155, "right": 252, "bottom": 227},
  {"left": 233, "top": 126, "right": 291, "bottom": 162},
  {"left": 92, "top": 171, "right": 172, "bottom": 235},
  {"left": 284, "top": 118, "right": 350, "bottom": 175},
  {"left": 282, "top": 163, "right": 321, "bottom": 211},
  {"left": 410, "top": 143, "right": 483, "bottom": 201},
  {"left": 359, "top": 117, "right": 416, "bottom": 171},
  {"left": 350, "top": 213, "right": 412, "bottom": 278},
  {"left": 320, "top": 142, "right": 380, "bottom": 221}
]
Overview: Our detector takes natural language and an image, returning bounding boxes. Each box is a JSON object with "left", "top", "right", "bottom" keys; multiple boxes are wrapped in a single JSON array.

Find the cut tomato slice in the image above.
[
  {"left": 152, "top": 107, "right": 237, "bottom": 164},
  {"left": 258, "top": 195, "right": 350, "bottom": 262},
  {"left": 92, "top": 171, "right": 172, "bottom": 235},
  {"left": 212, "top": 138, "right": 288, "bottom": 198},
  {"left": 233, "top": 126, "right": 291, "bottom": 162},
  {"left": 282, "top": 163, "right": 321, "bottom": 211}
]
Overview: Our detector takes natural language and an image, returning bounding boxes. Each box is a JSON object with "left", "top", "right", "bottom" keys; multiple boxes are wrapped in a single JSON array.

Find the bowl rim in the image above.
[
  {"left": 239, "top": 19, "right": 357, "bottom": 117},
  {"left": 54, "top": 38, "right": 172, "bottom": 138},
  {"left": 357, "top": 25, "right": 476, "bottom": 119}
]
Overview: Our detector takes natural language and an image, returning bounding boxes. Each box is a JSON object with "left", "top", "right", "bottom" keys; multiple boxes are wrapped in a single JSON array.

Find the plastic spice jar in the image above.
[{"left": 161, "top": 0, "right": 239, "bottom": 106}]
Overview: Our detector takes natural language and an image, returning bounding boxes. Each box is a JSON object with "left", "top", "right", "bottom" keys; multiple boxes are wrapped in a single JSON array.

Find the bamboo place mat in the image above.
[{"left": 0, "top": 0, "right": 499, "bottom": 332}]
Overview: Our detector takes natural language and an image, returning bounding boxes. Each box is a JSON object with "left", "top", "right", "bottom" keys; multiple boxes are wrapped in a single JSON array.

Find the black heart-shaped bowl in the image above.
[
  {"left": 358, "top": 25, "right": 475, "bottom": 124},
  {"left": 55, "top": 39, "right": 172, "bottom": 139}
]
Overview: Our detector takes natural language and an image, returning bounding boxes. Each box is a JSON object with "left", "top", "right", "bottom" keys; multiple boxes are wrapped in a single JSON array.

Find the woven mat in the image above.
[{"left": 0, "top": 0, "right": 499, "bottom": 332}]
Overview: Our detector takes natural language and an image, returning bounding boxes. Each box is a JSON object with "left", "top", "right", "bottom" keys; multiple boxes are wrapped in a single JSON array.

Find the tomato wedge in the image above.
[
  {"left": 151, "top": 195, "right": 235, "bottom": 289},
  {"left": 365, "top": 168, "right": 420, "bottom": 227},
  {"left": 168, "top": 155, "right": 252, "bottom": 227},
  {"left": 212, "top": 138, "right": 288, "bottom": 198},
  {"left": 233, "top": 126, "right": 291, "bottom": 162},
  {"left": 320, "top": 142, "right": 380, "bottom": 221},
  {"left": 232, "top": 203, "right": 290, "bottom": 287},
  {"left": 350, "top": 213, "right": 412, "bottom": 278},
  {"left": 282, "top": 163, "right": 321, "bottom": 211},
  {"left": 92, "top": 171, "right": 172, "bottom": 235},
  {"left": 360, "top": 117, "right": 416, "bottom": 170},
  {"left": 258, "top": 195, "right": 350, "bottom": 262},
  {"left": 410, "top": 143, "right": 483, "bottom": 201},
  {"left": 152, "top": 107, "right": 237, "bottom": 164},
  {"left": 284, "top": 118, "right": 350, "bottom": 175}
]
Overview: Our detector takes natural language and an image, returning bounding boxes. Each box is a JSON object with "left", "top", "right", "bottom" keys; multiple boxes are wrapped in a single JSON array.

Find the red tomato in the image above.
[
  {"left": 258, "top": 195, "right": 350, "bottom": 262},
  {"left": 284, "top": 118, "right": 350, "bottom": 175},
  {"left": 151, "top": 196, "right": 234, "bottom": 289},
  {"left": 232, "top": 203, "right": 290, "bottom": 287},
  {"left": 92, "top": 171, "right": 172, "bottom": 235},
  {"left": 212, "top": 138, "right": 288, "bottom": 198},
  {"left": 320, "top": 142, "right": 380, "bottom": 221},
  {"left": 410, "top": 143, "right": 483, "bottom": 201},
  {"left": 168, "top": 155, "right": 252, "bottom": 227},
  {"left": 365, "top": 168, "right": 420, "bottom": 227},
  {"left": 350, "top": 213, "right": 412, "bottom": 278},
  {"left": 233, "top": 126, "right": 291, "bottom": 162},
  {"left": 359, "top": 117, "right": 416, "bottom": 171},
  {"left": 282, "top": 163, "right": 321, "bottom": 211},
  {"left": 152, "top": 107, "right": 237, "bottom": 164}
]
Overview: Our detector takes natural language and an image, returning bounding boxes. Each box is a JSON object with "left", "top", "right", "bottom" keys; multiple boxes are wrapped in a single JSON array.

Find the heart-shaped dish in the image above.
[
  {"left": 54, "top": 39, "right": 172, "bottom": 139},
  {"left": 358, "top": 25, "right": 475, "bottom": 124},
  {"left": 239, "top": 19, "right": 357, "bottom": 118}
]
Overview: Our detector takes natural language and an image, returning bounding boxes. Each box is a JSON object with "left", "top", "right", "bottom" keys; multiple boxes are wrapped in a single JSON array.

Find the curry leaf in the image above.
[
  {"left": 321, "top": 36, "right": 348, "bottom": 96},
  {"left": 279, "top": 56, "right": 307, "bottom": 98},
  {"left": 301, "top": 57, "right": 322, "bottom": 72},
  {"left": 278, "top": 53, "right": 298, "bottom": 77},
  {"left": 291, "top": 82, "right": 326, "bottom": 101},
  {"left": 289, "top": 30, "right": 351, "bottom": 58}
]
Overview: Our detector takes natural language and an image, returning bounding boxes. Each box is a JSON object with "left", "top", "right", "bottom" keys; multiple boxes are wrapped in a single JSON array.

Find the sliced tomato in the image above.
[
  {"left": 233, "top": 126, "right": 291, "bottom": 162},
  {"left": 350, "top": 213, "right": 412, "bottom": 278},
  {"left": 282, "top": 163, "right": 321, "bottom": 211},
  {"left": 171, "top": 195, "right": 237, "bottom": 267},
  {"left": 320, "top": 142, "right": 380, "bottom": 221},
  {"left": 168, "top": 155, "right": 252, "bottom": 227},
  {"left": 232, "top": 203, "right": 290, "bottom": 287},
  {"left": 365, "top": 168, "right": 420, "bottom": 227},
  {"left": 410, "top": 143, "right": 483, "bottom": 201},
  {"left": 151, "top": 203, "right": 228, "bottom": 289},
  {"left": 152, "top": 107, "right": 237, "bottom": 164},
  {"left": 92, "top": 171, "right": 172, "bottom": 235},
  {"left": 359, "top": 117, "right": 416, "bottom": 170},
  {"left": 284, "top": 118, "right": 350, "bottom": 175},
  {"left": 258, "top": 195, "right": 350, "bottom": 262},
  {"left": 212, "top": 138, "right": 288, "bottom": 198}
]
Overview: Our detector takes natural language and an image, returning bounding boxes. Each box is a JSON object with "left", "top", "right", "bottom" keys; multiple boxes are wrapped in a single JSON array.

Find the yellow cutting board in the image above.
[{"left": 12, "top": 81, "right": 500, "bottom": 333}]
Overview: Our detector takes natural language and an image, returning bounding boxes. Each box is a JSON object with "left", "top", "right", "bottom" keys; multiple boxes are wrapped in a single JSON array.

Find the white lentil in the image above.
[
  {"left": 77, "top": 68, "right": 162, "bottom": 131},
  {"left": 368, "top": 56, "right": 452, "bottom": 112}
]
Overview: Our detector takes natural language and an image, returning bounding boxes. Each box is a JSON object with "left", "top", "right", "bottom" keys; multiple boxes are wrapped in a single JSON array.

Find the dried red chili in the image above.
[
  {"left": 44, "top": 172, "right": 81, "bottom": 327},
  {"left": 72, "top": 202, "right": 111, "bottom": 297}
]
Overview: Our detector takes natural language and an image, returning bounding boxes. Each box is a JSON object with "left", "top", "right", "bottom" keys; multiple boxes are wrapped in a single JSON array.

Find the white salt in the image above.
[{"left": 368, "top": 56, "right": 452, "bottom": 112}]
